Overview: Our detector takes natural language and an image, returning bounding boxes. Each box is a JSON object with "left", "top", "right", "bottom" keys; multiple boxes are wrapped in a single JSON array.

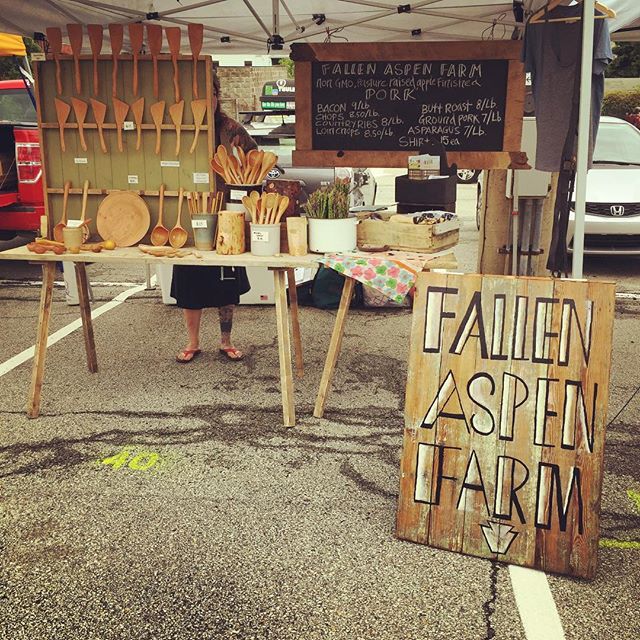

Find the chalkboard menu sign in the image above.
[
  {"left": 292, "top": 41, "right": 526, "bottom": 170},
  {"left": 312, "top": 59, "right": 508, "bottom": 152}
]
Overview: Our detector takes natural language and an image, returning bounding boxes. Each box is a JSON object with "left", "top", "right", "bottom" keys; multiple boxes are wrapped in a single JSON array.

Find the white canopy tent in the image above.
[{"left": 1, "top": 0, "right": 640, "bottom": 278}]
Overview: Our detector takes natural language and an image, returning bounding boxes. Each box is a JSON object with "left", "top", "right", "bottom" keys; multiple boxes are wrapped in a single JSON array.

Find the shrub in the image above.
[{"left": 602, "top": 89, "right": 640, "bottom": 119}]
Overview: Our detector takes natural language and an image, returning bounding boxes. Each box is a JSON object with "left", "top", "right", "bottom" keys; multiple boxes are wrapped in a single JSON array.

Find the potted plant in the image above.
[{"left": 304, "top": 180, "right": 358, "bottom": 253}]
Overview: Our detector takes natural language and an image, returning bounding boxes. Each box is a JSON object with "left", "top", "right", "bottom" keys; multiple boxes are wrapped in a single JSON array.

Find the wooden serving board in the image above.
[{"left": 96, "top": 191, "right": 150, "bottom": 246}]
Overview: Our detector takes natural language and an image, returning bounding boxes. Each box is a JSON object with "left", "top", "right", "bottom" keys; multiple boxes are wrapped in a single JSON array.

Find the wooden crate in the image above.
[{"left": 357, "top": 218, "right": 459, "bottom": 252}]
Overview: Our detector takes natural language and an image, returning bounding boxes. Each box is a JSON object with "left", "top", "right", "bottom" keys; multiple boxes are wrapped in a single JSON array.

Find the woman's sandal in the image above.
[
  {"left": 176, "top": 348, "right": 201, "bottom": 363},
  {"left": 219, "top": 346, "right": 244, "bottom": 361}
]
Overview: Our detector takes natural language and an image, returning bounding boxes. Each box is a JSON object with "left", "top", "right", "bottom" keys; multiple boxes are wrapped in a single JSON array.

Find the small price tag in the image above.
[
  {"left": 252, "top": 229, "right": 269, "bottom": 243},
  {"left": 161, "top": 161, "right": 180, "bottom": 168},
  {"left": 123, "top": 121, "right": 135, "bottom": 130},
  {"left": 32, "top": 53, "right": 46, "bottom": 62},
  {"left": 74, "top": 157, "right": 88, "bottom": 164},
  {"left": 127, "top": 175, "right": 139, "bottom": 184},
  {"left": 191, "top": 219, "right": 208, "bottom": 229},
  {"left": 230, "top": 188, "right": 246, "bottom": 201},
  {"left": 193, "top": 173, "right": 210, "bottom": 184}
]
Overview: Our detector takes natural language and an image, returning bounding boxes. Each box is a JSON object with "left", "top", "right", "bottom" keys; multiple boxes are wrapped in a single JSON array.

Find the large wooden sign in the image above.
[
  {"left": 397, "top": 273, "right": 615, "bottom": 579},
  {"left": 291, "top": 41, "right": 526, "bottom": 169}
]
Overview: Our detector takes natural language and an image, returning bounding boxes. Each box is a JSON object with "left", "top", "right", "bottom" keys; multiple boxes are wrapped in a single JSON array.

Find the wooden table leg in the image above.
[
  {"left": 286, "top": 268, "right": 304, "bottom": 379},
  {"left": 273, "top": 269, "right": 295, "bottom": 427},
  {"left": 75, "top": 262, "right": 98, "bottom": 373},
  {"left": 28, "top": 262, "right": 56, "bottom": 418},
  {"left": 313, "top": 276, "right": 355, "bottom": 419}
]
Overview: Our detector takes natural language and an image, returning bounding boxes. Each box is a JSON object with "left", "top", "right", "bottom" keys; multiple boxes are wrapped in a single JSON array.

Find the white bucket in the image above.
[{"left": 308, "top": 217, "right": 358, "bottom": 254}]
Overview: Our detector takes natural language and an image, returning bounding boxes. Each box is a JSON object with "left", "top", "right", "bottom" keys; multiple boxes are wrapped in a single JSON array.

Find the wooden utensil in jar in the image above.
[
  {"left": 274, "top": 195, "right": 290, "bottom": 223},
  {"left": 189, "top": 99, "right": 207, "bottom": 154},
  {"left": 71, "top": 98, "right": 88, "bottom": 152},
  {"left": 188, "top": 23, "right": 203, "bottom": 99},
  {"left": 166, "top": 27, "right": 181, "bottom": 102},
  {"left": 90, "top": 98, "right": 108, "bottom": 153},
  {"left": 46, "top": 27, "right": 63, "bottom": 95},
  {"left": 54, "top": 98, "right": 71, "bottom": 152},
  {"left": 151, "top": 184, "right": 169, "bottom": 246},
  {"left": 131, "top": 97, "right": 144, "bottom": 151},
  {"left": 87, "top": 24, "right": 103, "bottom": 95},
  {"left": 150, "top": 100, "right": 165, "bottom": 155},
  {"left": 67, "top": 23, "right": 83, "bottom": 94},
  {"left": 169, "top": 100, "right": 184, "bottom": 157},
  {"left": 169, "top": 187, "right": 188, "bottom": 248},
  {"left": 112, "top": 98, "right": 129, "bottom": 152},
  {"left": 53, "top": 181, "right": 71, "bottom": 243},
  {"left": 108, "top": 23, "right": 123, "bottom": 97},
  {"left": 128, "top": 22, "right": 144, "bottom": 96},
  {"left": 147, "top": 23, "right": 163, "bottom": 99}
]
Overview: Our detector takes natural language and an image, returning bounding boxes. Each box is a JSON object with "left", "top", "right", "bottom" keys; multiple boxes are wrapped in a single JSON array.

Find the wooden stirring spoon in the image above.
[
  {"left": 189, "top": 99, "right": 207, "bottom": 154},
  {"left": 67, "top": 23, "right": 83, "bottom": 94},
  {"left": 54, "top": 98, "right": 71, "bottom": 152},
  {"left": 71, "top": 98, "right": 88, "bottom": 152},
  {"left": 188, "top": 23, "right": 203, "bottom": 99},
  {"left": 53, "top": 181, "right": 71, "bottom": 242},
  {"left": 150, "top": 100, "right": 165, "bottom": 155},
  {"left": 46, "top": 27, "right": 63, "bottom": 95},
  {"left": 151, "top": 184, "right": 169, "bottom": 246},
  {"left": 147, "top": 24, "right": 163, "bottom": 99},
  {"left": 166, "top": 27, "right": 181, "bottom": 102},
  {"left": 88, "top": 24, "right": 103, "bottom": 95},
  {"left": 108, "top": 24, "right": 123, "bottom": 97},
  {"left": 169, "top": 188, "right": 188, "bottom": 248},
  {"left": 131, "top": 97, "right": 145, "bottom": 151},
  {"left": 112, "top": 97, "right": 129, "bottom": 152},
  {"left": 128, "top": 23, "right": 144, "bottom": 96},
  {"left": 169, "top": 100, "right": 184, "bottom": 157},
  {"left": 90, "top": 98, "right": 108, "bottom": 153}
]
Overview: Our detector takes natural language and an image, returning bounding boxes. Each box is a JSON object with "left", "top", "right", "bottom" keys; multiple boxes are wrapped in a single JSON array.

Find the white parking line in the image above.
[
  {"left": 509, "top": 565, "right": 566, "bottom": 639},
  {"left": 0, "top": 279, "right": 146, "bottom": 288},
  {"left": 0, "top": 277, "right": 155, "bottom": 378}
]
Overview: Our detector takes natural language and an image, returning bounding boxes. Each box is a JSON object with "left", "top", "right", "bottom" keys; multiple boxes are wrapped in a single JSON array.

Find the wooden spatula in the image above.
[
  {"left": 71, "top": 98, "right": 88, "bottom": 152},
  {"left": 128, "top": 23, "right": 144, "bottom": 96},
  {"left": 90, "top": 98, "right": 108, "bottom": 153},
  {"left": 67, "top": 24, "right": 84, "bottom": 94},
  {"left": 189, "top": 99, "right": 207, "bottom": 154},
  {"left": 113, "top": 97, "right": 129, "bottom": 152},
  {"left": 169, "top": 100, "right": 184, "bottom": 157},
  {"left": 131, "top": 97, "right": 144, "bottom": 151},
  {"left": 150, "top": 100, "right": 165, "bottom": 155},
  {"left": 87, "top": 24, "right": 103, "bottom": 95},
  {"left": 166, "top": 27, "right": 181, "bottom": 102},
  {"left": 46, "top": 27, "right": 63, "bottom": 95},
  {"left": 108, "top": 24, "right": 123, "bottom": 97},
  {"left": 188, "top": 24, "right": 203, "bottom": 99},
  {"left": 54, "top": 98, "right": 71, "bottom": 152},
  {"left": 146, "top": 24, "right": 163, "bottom": 99}
]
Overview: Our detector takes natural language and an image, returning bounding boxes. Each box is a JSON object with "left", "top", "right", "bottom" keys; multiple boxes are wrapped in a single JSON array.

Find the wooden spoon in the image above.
[
  {"left": 151, "top": 184, "right": 169, "bottom": 246},
  {"left": 211, "top": 156, "right": 230, "bottom": 183},
  {"left": 166, "top": 27, "right": 181, "bottom": 102},
  {"left": 147, "top": 24, "right": 163, "bottom": 99},
  {"left": 242, "top": 195, "right": 256, "bottom": 223},
  {"left": 265, "top": 192, "right": 277, "bottom": 224},
  {"left": 189, "top": 99, "right": 207, "bottom": 154},
  {"left": 128, "top": 23, "right": 144, "bottom": 96},
  {"left": 88, "top": 24, "right": 103, "bottom": 95},
  {"left": 79, "top": 179, "right": 90, "bottom": 241},
  {"left": 169, "top": 100, "right": 184, "bottom": 157},
  {"left": 169, "top": 187, "right": 187, "bottom": 248},
  {"left": 67, "top": 24, "right": 83, "bottom": 94},
  {"left": 108, "top": 24, "right": 123, "bottom": 97},
  {"left": 54, "top": 98, "right": 71, "bottom": 152},
  {"left": 71, "top": 98, "right": 88, "bottom": 152},
  {"left": 188, "top": 23, "right": 203, "bottom": 99},
  {"left": 131, "top": 97, "right": 144, "bottom": 151},
  {"left": 150, "top": 100, "right": 165, "bottom": 155},
  {"left": 113, "top": 97, "right": 129, "bottom": 152},
  {"left": 248, "top": 149, "right": 264, "bottom": 184},
  {"left": 46, "top": 27, "right": 63, "bottom": 95},
  {"left": 90, "top": 99, "right": 108, "bottom": 154},
  {"left": 53, "top": 181, "right": 71, "bottom": 242},
  {"left": 274, "top": 195, "right": 290, "bottom": 223}
]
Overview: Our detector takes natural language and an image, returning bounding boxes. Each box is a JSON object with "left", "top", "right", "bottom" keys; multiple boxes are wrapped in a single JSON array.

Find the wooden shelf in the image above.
[
  {"left": 42, "top": 54, "right": 208, "bottom": 62},
  {"left": 46, "top": 188, "right": 213, "bottom": 197},
  {"left": 41, "top": 123, "right": 205, "bottom": 131}
]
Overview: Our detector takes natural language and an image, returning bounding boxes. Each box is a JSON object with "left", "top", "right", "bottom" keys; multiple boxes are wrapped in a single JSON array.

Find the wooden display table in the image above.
[{"left": 0, "top": 247, "right": 318, "bottom": 427}]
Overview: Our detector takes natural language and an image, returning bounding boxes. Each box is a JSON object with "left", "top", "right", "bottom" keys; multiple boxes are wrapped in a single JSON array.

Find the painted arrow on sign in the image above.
[{"left": 480, "top": 521, "right": 519, "bottom": 554}]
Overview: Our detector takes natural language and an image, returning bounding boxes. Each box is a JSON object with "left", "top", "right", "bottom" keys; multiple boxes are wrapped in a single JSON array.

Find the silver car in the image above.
[{"left": 568, "top": 116, "right": 640, "bottom": 255}]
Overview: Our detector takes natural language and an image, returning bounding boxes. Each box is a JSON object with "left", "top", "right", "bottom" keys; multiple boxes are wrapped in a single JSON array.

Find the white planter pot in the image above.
[{"left": 308, "top": 217, "right": 358, "bottom": 254}]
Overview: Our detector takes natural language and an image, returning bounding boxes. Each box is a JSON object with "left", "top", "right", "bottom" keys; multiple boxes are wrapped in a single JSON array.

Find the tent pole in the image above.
[{"left": 572, "top": 0, "right": 596, "bottom": 280}]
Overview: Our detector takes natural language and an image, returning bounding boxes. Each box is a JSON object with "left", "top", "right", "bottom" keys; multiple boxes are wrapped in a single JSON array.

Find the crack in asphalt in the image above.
[{"left": 482, "top": 561, "right": 499, "bottom": 640}]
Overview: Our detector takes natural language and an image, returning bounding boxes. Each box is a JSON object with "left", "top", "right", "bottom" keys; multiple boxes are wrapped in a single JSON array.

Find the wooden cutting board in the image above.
[{"left": 96, "top": 191, "right": 150, "bottom": 247}]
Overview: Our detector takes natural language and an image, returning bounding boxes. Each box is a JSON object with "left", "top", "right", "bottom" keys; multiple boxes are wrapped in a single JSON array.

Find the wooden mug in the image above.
[{"left": 216, "top": 211, "right": 246, "bottom": 255}]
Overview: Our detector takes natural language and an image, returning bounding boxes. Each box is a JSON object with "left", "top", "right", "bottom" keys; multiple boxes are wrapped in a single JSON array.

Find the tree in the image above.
[
  {"left": 606, "top": 43, "right": 640, "bottom": 78},
  {"left": 0, "top": 37, "right": 41, "bottom": 80},
  {"left": 279, "top": 57, "right": 294, "bottom": 79}
]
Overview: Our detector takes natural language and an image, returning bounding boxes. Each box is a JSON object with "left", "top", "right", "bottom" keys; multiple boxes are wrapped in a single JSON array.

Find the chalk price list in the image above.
[{"left": 311, "top": 60, "right": 509, "bottom": 152}]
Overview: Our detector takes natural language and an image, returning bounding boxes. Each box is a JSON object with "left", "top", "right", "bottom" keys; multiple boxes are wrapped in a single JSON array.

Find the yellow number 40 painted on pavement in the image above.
[{"left": 100, "top": 447, "right": 160, "bottom": 471}]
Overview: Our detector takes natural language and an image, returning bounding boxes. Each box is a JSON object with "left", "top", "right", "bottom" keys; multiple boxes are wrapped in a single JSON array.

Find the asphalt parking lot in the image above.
[{"left": 1, "top": 184, "right": 639, "bottom": 639}]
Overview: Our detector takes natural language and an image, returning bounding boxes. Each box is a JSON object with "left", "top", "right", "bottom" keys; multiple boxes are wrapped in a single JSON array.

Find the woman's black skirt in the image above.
[{"left": 170, "top": 265, "right": 251, "bottom": 309}]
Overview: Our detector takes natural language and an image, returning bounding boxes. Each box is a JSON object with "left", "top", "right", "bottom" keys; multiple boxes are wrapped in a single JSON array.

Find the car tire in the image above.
[{"left": 457, "top": 168, "right": 481, "bottom": 184}]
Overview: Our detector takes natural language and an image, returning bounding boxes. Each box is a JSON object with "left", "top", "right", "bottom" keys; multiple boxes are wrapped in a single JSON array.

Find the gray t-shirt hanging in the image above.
[{"left": 523, "top": 5, "right": 612, "bottom": 172}]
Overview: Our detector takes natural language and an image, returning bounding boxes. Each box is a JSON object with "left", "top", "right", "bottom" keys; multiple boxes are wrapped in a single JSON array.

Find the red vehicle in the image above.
[{"left": 0, "top": 78, "right": 43, "bottom": 239}]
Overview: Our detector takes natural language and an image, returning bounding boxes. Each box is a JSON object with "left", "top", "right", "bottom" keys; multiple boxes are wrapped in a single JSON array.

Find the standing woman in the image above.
[{"left": 172, "top": 74, "right": 257, "bottom": 363}]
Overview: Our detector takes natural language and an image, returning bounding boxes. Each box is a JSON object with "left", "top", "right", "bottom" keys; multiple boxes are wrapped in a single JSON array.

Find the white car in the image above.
[{"left": 568, "top": 116, "right": 640, "bottom": 255}]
